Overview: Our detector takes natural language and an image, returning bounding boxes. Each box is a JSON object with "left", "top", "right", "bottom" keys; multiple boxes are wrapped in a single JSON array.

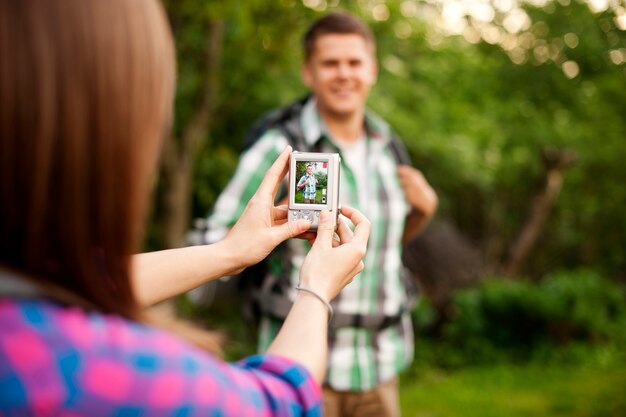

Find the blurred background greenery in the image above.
[{"left": 153, "top": 0, "right": 626, "bottom": 415}]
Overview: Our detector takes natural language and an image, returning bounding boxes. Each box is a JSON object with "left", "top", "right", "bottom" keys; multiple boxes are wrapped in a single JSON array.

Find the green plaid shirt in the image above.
[
  {"left": 297, "top": 174, "right": 317, "bottom": 200},
  {"left": 207, "top": 98, "right": 415, "bottom": 391}
]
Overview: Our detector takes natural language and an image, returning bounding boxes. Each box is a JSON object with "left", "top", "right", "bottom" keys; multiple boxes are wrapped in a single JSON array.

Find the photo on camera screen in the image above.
[{"left": 294, "top": 160, "right": 329, "bottom": 205}]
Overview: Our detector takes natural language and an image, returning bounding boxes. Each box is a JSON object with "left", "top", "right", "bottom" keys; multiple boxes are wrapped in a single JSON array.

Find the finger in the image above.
[
  {"left": 339, "top": 205, "right": 366, "bottom": 223},
  {"left": 397, "top": 165, "right": 420, "bottom": 175},
  {"left": 397, "top": 166, "right": 424, "bottom": 183},
  {"left": 351, "top": 219, "right": 371, "bottom": 250},
  {"left": 335, "top": 216, "right": 354, "bottom": 244},
  {"left": 273, "top": 205, "right": 288, "bottom": 222},
  {"left": 256, "top": 146, "right": 292, "bottom": 199},
  {"left": 311, "top": 210, "right": 335, "bottom": 250},
  {"left": 295, "top": 231, "right": 317, "bottom": 241},
  {"left": 338, "top": 260, "right": 365, "bottom": 287},
  {"left": 396, "top": 165, "right": 409, "bottom": 179},
  {"left": 273, "top": 218, "right": 287, "bottom": 227},
  {"left": 337, "top": 213, "right": 355, "bottom": 232},
  {"left": 273, "top": 218, "right": 311, "bottom": 243},
  {"left": 347, "top": 260, "right": 365, "bottom": 279},
  {"left": 340, "top": 206, "right": 370, "bottom": 248}
]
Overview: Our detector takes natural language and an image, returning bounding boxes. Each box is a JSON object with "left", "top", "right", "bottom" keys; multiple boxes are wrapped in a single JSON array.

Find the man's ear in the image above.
[
  {"left": 369, "top": 59, "right": 379, "bottom": 86},
  {"left": 301, "top": 63, "right": 313, "bottom": 88}
]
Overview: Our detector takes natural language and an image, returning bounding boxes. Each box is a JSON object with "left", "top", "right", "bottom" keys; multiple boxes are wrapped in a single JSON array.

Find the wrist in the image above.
[
  {"left": 214, "top": 238, "right": 247, "bottom": 275},
  {"left": 294, "top": 285, "right": 334, "bottom": 323}
]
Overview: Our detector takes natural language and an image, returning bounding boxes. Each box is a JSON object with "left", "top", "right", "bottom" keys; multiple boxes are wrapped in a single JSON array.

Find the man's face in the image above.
[
  {"left": 302, "top": 34, "right": 378, "bottom": 119},
  {"left": 307, "top": 165, "right": 314, "bottom": 175}
]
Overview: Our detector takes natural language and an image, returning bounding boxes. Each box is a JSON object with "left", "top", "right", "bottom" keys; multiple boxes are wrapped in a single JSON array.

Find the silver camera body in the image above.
[{"left": 288, "top": 151, "right": 341, "bottom": 231}]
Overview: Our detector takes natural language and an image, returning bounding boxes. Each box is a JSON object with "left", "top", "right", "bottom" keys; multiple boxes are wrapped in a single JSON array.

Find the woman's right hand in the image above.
[
  {"left": 220, "top": 146, "right": 312, "bottom": 274},
  {"left": 299, "top": 205, "right": 370, "bottom": 302},
  {"left": 266, "top": 205, "right": 369, "bottom": 384}
]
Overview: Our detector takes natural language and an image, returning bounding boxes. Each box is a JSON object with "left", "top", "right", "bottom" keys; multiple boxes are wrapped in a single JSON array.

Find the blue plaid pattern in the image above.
[
  {"left": 207, "top": 97, "right": 415, "bottom": 391},
  {"left": 0, "top": 298, "right": 322, "bottom": 416},
  {"left": 297, "top": 174, "right": 317, "bottom": 200}
]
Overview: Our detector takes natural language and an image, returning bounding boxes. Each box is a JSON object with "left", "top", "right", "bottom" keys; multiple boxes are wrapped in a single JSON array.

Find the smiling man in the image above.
[{"left": 205, "top": 11, "right": 438, "bottom": 417}]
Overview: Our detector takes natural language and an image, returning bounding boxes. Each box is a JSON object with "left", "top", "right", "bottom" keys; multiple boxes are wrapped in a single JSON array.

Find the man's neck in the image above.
[{"left": 317, "top": 106, "right": 366, "bottom": 144}]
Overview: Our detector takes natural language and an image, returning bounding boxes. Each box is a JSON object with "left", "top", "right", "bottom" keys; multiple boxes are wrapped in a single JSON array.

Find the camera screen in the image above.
[{"left": 294, "top": 160, "right": 329, "bottom": 205}]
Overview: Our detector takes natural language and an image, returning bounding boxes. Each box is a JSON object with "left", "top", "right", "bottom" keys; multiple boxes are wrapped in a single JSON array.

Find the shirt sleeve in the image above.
[
  {"left": 0, "top": 299, "right": 323, "bottom": 416},
  {"left": 235, "top": 354, "right": 323, "bottom": 416},
  {"left": 205, "top": 130, "right": 289, "bottom": 244}
]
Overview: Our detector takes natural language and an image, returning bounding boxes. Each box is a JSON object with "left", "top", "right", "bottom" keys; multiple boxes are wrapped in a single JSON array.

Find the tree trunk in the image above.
[
  {"left": 502, "top": 148, "right": 576, "bottom": 277},
  {"left": 158, "top": 20, "right": 225, "bottom": 249}
]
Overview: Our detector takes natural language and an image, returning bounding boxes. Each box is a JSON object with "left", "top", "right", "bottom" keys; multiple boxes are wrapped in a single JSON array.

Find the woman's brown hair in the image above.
[{"left": 0, "top": 0, "right": 174, "bottom": 317}]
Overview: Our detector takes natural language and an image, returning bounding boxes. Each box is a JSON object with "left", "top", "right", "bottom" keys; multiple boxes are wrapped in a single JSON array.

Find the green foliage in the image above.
[
  {"left": 156, "top": 0, "right": 626, "bottom": 276},
  {"left": 413, "top": 270, "right": 626, "bottom": 368},
  {"left": 315, "top": 172, "right": 327, "bottom": 188},
  {"left": 366, "top": 1, "right": 626, "bottom": 276},
  {"left": 295, "top": 163, "right": 308, "bottom": 181},
  {"left": 176, "top": 293, "right": 256, "bottom": 361}
]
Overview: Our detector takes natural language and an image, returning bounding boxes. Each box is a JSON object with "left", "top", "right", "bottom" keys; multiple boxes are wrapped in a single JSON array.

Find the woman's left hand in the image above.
[{"left": 222, "top": 146, "right": 312, "bottom": 270}]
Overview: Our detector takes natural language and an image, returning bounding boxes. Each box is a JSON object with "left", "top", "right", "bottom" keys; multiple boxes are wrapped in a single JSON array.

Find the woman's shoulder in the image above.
[
  {"left": 0, "top": 298, "right": 195, "bottom": 358},
  {"left": 0, "top": 298, "right": 224, "bottom": 409},
  {"left": 0, "top": 298, "right": 322, "bottom": 415}
]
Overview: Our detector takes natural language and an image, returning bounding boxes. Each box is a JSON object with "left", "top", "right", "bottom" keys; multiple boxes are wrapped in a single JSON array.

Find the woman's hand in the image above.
[
  {"left": 299, "top": 205, "right": 370, "bottom": 302},
  {"left": 221, "top": 146, "right": 312, "bottom": 272},
  {"left": 266, "top": 205, "right": 369, "bottom": 383}
]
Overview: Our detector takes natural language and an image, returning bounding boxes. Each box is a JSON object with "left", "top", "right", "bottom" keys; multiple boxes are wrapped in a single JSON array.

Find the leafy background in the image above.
[{"left": 157, "top": 0, "right": 626, "bottom": 415}]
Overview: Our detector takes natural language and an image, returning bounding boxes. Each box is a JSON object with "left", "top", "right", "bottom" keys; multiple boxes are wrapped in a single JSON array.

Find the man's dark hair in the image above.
[{"left": 303, "top": 11, "right": 376, "bottom": 60}]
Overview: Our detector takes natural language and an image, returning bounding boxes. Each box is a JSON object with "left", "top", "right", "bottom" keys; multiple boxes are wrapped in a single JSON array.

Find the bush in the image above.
[{"left": 412, "top": 270, "right": 626, "bottom": 367}]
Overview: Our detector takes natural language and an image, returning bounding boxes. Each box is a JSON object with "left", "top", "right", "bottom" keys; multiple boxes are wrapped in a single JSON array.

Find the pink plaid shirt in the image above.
[{"left": 0, "top": 298, "right": 322, "bottom": 416}]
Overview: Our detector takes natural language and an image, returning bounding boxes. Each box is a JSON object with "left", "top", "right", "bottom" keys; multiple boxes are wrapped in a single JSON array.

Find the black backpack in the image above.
[
  {"left": 236, "top": 95, "right": 415, "bottom": 327},
  {"left": 243, "top": 95, "right": 412, "bottom": 163}
]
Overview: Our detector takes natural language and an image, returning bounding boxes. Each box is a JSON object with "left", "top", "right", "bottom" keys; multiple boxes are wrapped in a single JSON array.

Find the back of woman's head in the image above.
[{"left": 0, "top": 0, "right": 175, "bottom": 316}]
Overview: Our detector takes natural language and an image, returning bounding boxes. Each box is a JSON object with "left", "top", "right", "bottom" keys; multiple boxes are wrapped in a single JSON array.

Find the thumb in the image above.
[
  {"left": 274, "top": 219, "right": 311, "bottom": 242},
  {"left": 313, "top": 210, "right": 335, "bottom": 249}
]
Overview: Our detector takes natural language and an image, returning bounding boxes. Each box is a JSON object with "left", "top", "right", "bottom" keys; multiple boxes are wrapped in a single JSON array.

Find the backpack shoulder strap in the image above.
[
  {"left": 388, "top": 131, "right": 412, "bottom": 166},
  {"left": 365, "top": 109, "right": 412, "bottom": 166},
  {"left": 243, "top": 95, "right": 309, "bottom": 152}
]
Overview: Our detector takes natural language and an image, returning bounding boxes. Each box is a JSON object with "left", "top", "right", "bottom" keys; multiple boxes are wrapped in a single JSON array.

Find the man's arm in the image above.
[
  {"left": 297, "top": 175, "right": 307, "bottom": 189},
  {"left": 397, "top": 165, "right": 438, "bottom": 244}
]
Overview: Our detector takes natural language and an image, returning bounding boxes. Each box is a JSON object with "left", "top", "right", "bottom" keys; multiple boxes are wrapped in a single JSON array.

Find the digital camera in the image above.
[{"left": 288, "top": 151, "right": 341, "bottom": 231}]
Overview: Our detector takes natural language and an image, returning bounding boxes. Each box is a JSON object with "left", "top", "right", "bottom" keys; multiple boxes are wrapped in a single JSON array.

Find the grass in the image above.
[
  {"left": 399, "top": 354, "right": 626, "bottom": 417},
  {"left": 294, "top": 188, "right": 324, "bottom": 204},
  {"left": 178, "top": 294, "right": 626, "bottom": 416}
]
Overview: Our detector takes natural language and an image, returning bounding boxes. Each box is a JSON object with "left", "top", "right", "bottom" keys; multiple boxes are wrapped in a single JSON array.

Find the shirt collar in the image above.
[
  {"left": 301, "top": 96, "right": 324, "bottom": 147},
  {"left": 300, "top": 96, "right": 392, "bottom": 148}
]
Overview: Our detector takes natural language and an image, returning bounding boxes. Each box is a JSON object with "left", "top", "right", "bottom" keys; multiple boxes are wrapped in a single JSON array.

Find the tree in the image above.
[{"left": 152, "top": 0, "right": 626, "bottom": 285}]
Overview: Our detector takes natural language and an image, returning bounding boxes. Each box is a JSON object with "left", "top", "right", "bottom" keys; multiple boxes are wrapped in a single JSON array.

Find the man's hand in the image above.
[{"left": 397, "top": 165, "right": 438, "bottom": 243}]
